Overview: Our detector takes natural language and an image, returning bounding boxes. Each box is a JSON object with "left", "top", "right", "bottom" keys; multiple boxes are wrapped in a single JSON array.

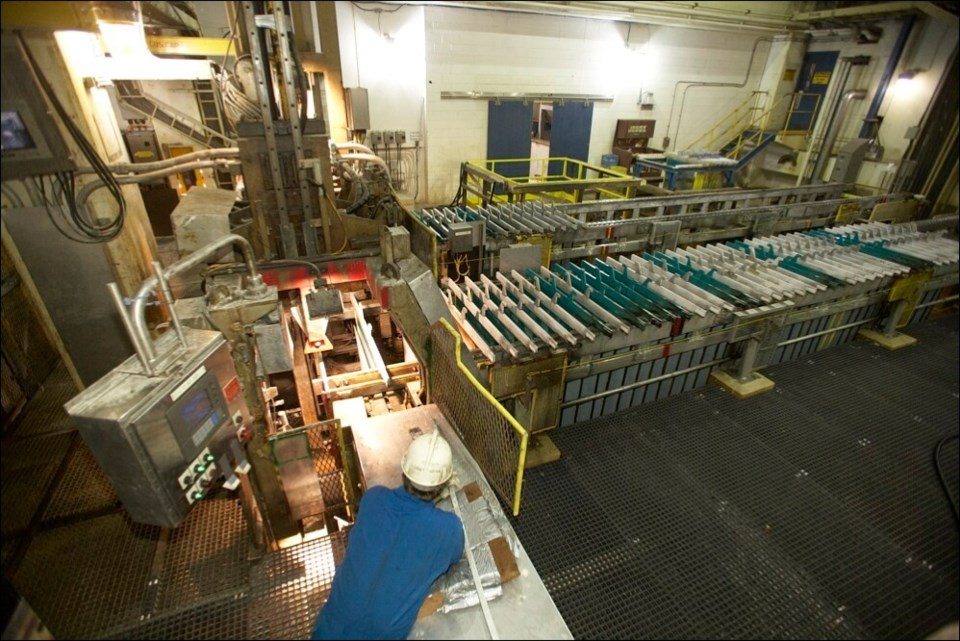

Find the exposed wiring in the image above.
[
  {"left": 0, "top": 183, "right": 24, "bottom": 209},
  {"left": 16, "top": 32, "right": 125, "bottom": 242},
  {"left": 220, "top": 2, "right": 242, "bottom": 72},
  {"left": 448, "top": 162, "right": 468, "bottom": 207},
  {"left": 321, "top": 188, "right": 350, "bottom": 254},
  {"left": 27, "top": 175, "right": 105, "bottom": 244},
  {"left": 934, "top": 435, "right": 959, "bottom": 524},
  {"left": 451, "top": 253, "right": 471, "bottom": 281}
]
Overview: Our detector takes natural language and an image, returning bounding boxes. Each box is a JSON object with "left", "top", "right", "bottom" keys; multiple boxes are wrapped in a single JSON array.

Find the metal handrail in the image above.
[
  {"left": 684, "top": 92, "right": 763, "bottom": 152},
  {"left": 724, "top": 92, "right": 802, "bottom": 160},
  {"left": 438, "top": 318, "right": 528, "bottom": 516}
]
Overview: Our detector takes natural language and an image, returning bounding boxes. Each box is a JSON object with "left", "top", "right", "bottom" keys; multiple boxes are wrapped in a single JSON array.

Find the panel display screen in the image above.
[
  {"left": 166, "top": 369, "right": 227, "bottom": 458},
  {"left": 1, "top": 110, "right": 36, "bottom": 152},
  {"left": 180, "top": 389, "right": 214, "bottom": 427}
]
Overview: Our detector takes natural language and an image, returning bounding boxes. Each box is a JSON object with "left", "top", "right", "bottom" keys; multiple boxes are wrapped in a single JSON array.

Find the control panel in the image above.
[{"left": 65, "top": 329, "right": 253, "bottom": 528}]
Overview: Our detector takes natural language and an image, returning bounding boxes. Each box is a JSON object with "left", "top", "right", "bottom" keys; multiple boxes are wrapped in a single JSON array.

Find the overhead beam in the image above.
[{"left": 376, "top": 1, "right": 805, "bottom": 33}]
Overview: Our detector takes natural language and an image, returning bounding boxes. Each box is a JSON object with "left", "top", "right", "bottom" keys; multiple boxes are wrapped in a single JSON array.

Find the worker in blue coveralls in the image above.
[{"left": 311, "top": 430, "right": 465, "bottom": 640}]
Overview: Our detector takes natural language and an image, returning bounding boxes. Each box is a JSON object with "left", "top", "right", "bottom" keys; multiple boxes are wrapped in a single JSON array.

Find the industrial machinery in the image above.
[
  {"left": 64, "top": 236, "right": 271, "bottom": 528},
  {"left": 405, "top": 187, "right": 959, "bottom": 491},
  {"left": 46, "top": 1, "right": 958, "bottom": 550}
]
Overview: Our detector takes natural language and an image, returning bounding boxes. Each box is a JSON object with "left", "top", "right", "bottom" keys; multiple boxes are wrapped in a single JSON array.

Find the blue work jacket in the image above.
[{"left": 311, "top": 485, "right": 464, "bottom": 640}]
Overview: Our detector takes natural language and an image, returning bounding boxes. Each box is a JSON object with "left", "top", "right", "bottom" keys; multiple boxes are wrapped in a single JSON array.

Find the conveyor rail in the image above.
[{"left": 440, "top": 224, "right": 959, "bottom": 362}]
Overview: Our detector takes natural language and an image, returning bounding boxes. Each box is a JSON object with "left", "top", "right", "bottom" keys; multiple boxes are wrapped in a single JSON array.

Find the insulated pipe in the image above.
[
  {"left": 335, "top": 152, "right": 387, "bottom": 169},
  {"left": 859, "top": 14, "right": 916, "bottom": 139},
  {"left": 77, "top": 160, "right": 241, "bottom": 213},
  {"left": 338, "top": 162, "right": 360, "bottom": 181},
  {"left": 130, "top": 234, "right": 264, "bottom": 362},
  {"left": 75, "top": 148, "right": 241, "bottom": 175},
  {"left": 332, "top": 142, "right": 376, "bottom": 156},
  {"left": 810, "top": 89, "right": 867, "bottom": 184}
]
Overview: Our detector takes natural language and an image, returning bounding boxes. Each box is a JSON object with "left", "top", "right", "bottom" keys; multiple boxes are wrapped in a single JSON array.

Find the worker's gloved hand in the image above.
[{"left": 435, "top": 472, "right": 461, "bottom": 503}]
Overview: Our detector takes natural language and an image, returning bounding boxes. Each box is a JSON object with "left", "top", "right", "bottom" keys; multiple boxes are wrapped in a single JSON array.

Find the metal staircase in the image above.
[
  {"left": 684, "top": 91, "right": 820, "bottom": 171},
  {"left": 116, "top": 80, "right": 237, "bottom": 150}
]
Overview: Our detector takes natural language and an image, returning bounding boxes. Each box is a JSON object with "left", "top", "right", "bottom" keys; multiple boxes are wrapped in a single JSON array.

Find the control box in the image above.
[{"left": 65, "top": 329, "right": 252, "bottom": 528}]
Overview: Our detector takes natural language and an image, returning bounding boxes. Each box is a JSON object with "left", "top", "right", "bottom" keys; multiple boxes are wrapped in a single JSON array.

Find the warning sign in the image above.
[{"left": 812, "top": 71, "right": 831, "bottom": 85}]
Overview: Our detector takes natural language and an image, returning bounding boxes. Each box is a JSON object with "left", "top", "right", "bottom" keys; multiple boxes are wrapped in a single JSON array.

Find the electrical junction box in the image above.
[
  {"left": 448, "top": 222, "right": 475, "bottom": 253},
  {"left": 344, "top": 87, "right": 370, "bottom": 131},
  {"left": 64, "top": 329, "right": 253, "bottom": 528}
]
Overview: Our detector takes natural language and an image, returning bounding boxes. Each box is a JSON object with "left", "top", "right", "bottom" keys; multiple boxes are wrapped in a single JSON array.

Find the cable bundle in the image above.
[{"left": 17, "top": 32, "right": 125, "bottom": 242}]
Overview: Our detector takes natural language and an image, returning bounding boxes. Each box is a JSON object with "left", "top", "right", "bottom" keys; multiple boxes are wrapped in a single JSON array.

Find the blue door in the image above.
[
  {"left": 486, "top": 101, "right": 533, "bottom": 178},
  {"left": 787, "top": 51, "right": 839, "bottom": 132},
  {"left": 548, "top": 101, "right": 594, "bottom": 177}
]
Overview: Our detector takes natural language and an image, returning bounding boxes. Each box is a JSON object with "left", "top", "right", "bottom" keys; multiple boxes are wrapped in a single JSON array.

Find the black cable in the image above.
[
  {"left": 934, "top": 435, "right": 959, "bottom": 524},
  {"left": 16, "top": 32, "right": 126, "bottom": 242},
  {"left": 448, "top": 162, "right": 467, "bottom": 207},
  {"left": 29, "top": 176, "right": 102, "bottom": 244}
]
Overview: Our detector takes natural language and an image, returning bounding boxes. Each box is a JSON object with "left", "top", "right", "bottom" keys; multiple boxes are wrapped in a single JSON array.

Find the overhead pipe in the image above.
[
  {"left": 414, "top": 1, "right": 802, "bottom": 33},
  {"left": 665, "top": 37, "right": 772, "bottom": 150},
  {"left": 332, "top": 141, "right": 376, "bottom": 156},
  {"left": 90, "top": 148, "right": 240, "bottom": 175},
  {"left": 811, "top": 89, "right": 867, "bottom": 184},
  {"left": 792, "top": 2, "right": 956, "bottom": 27},
  {"left": 859, "top": 14, "right": 916, "bottom": 139},
  {"left": 77, "top": 160, "right": 241, "bottom": 214},
  {"left": 126, "top": 234, "right": 265, "bottom": 364}
]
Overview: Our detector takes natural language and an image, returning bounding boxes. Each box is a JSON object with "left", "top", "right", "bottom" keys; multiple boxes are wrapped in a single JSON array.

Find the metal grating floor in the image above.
[
  {"left": 2, "top": 315, "right": 957, "bottom": 640},
  {"left": 1, "top": 360, "right": 348, "bottom": 641},
  {"left": 512, "top": 313, "right": 959, "bottom": 640}
]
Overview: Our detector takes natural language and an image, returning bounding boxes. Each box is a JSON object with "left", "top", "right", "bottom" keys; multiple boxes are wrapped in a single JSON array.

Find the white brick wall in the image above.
[
  {"left": 334, "top": 3, "right": 957, "bottom": 200},
  {"left": 334, "top": 1, "right": 425, "bottom": 135},
  {"left": 423, "top": 6, "right": 774, "bottom": 202}
]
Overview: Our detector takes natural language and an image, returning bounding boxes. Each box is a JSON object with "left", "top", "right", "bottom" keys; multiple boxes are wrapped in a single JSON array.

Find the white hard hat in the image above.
[{"left": 401, "top": 431, "right": 453, "bottom": 491}]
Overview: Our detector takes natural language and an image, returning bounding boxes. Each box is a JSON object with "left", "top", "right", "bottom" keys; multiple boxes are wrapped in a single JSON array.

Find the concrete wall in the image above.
[
  {"left": 334, "top": 1, "right": 426, "bottom": 203},
  {"left": 803, "top": 15, "right": 958, "bottom": 190},
  {"left": 421, "top": 6, "right": 775, "bottom": 203},
  {"left": 334, "top": 3, "right": 957, "bottom": 202}
]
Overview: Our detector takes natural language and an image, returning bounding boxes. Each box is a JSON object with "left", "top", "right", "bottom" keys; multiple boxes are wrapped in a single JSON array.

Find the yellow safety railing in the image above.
[
  {"left": 462, "top": 156, "right": 646, "bottom": 206},
  {"left": 724, "top": 92, "right": 814, "bottom": 160},
  {"left": 684, "top": 92, "right": 763, "bottom": 152},
  {"left": 686, "top": 92, "right": 823, "bottom": 161},
  {"left": 432, "top": 318, "right": 528, "bottom": 515},
  {"left": 780, "top": 92, "right": 822, "bottom": 136}
]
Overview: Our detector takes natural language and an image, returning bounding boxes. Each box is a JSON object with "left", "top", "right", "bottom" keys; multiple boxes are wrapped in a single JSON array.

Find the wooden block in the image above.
[
  {"left": 417, "top": 591, "right": 444, "bottom": 619},
  {"left": 463, "top": 481, "right": 482, "bottom": 503},
  {"left": 489, "top": 536, "right": 520, "bottom": 584}
]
